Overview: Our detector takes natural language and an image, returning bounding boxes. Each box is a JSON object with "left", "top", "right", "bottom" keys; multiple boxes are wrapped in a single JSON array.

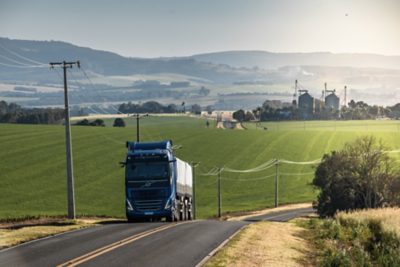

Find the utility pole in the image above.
[
  {"left": 292, "top": 79, "right": 298, "bottom": 107},
  {"left": 50, "top": 61, "right": 80, "bottom": 219},
  {"left": 191, "top": 162, "right": 200, "bottom": 220},
  {"left": 344, "top": 85, "right": 347, "bottom": 107},
  {"left": 274, "top": 159, "right": 279, "bottom": 208},
  {"left": 217, "top": 167, "right": 222, "bottom": 218},
  {"left": 130, "top": 114, "right": 148, "bottom": 142}
]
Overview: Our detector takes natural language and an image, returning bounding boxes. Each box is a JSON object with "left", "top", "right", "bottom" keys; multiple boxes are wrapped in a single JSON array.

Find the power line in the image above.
[
  {"left": 67, "top": 68, "right": 112, "bottom": 114},
  {"left": 221, "top": 173, "right": 276, "bottom": 181},
  {"left": 202, "top": 178, "right": 218, "bottom": 187},
  {"left": 0, "top": 54, "right": 44, "bottom": 67},
  {"left": 0, "top": 61, "right": 46, "bottom": 68},
  {"left": 279, "top": 159, "right": 322, "bottom": 165},
  {"left": 68, "top": 68, "right": 146, "bottom": 145},
  {"left": 0, "top": 42, "right": 47, "bottom": 65},
  {"left": 79, "top": 66, "right": 122, "bottom": 114},
  {"left": 79, "top": 66, "right": 160, "bottom": 142},
  {"left": 223, "top": 159, "right": 276, "bottom": 173},
  {"left": 279, "top": 171, "right": 315, "bottom": 176},
  {"left": 78, "top": 66, "right": 167, "bottom": 142}
]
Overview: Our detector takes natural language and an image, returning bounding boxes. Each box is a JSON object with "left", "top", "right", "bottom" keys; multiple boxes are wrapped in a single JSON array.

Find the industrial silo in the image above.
[
  {"left": 298, "top": 91, "right": 314, "bottom": 119},
  {"left": 325, "top": 93, "right": 340, "bottom": 110}
]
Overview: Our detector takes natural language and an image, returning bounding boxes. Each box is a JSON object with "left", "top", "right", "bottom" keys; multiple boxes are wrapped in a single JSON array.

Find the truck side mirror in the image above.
[{"left": 119, "top": 161, "right": 126, "bottom": 168}]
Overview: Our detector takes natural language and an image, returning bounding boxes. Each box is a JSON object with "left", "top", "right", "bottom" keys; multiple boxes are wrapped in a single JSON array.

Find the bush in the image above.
[
  {"left": 313, "top": 136, "right": 400, "bottom": 217},
  {"left": 306, "top": 216, "right": 400, "bottom": 267},
  {"left": 113, "top": 118, "right": 125, "bottom": 127},
  {"left": 75, "top": 119, "right": 90, "bottom": 126},
  {"left": 90, "top": 119, "right": 105, "bottom": 127},
  {"left": 75, "top": 119, "right": 105, "bottom": 127}
]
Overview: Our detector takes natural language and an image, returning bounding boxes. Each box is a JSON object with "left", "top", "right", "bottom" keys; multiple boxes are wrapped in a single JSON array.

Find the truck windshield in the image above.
[{"left": 127, "top": 161, "right": 170, "bottom": 180}]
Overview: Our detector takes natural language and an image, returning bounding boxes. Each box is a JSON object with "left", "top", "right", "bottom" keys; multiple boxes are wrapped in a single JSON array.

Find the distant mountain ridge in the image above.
[
  {"left": 1, "top": 37, "right": 400, "bottom": 75},
  {"left": 192, "top": 50, "right": 400, "bottom": 70},
  {"left": 0, "top": 37, "right": 265, "bottom": 83}
]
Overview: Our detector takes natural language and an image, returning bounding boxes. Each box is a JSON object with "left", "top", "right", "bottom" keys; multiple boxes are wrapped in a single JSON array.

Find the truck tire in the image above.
[
  {"left": 183, "top": 199, "right": 189, "bottom": 221},
  {"left": 187, "top": 198, "right": 192, "bottom": 220},
  {"left": 179, "top": 197, "right": 184, "bottom": 221},
  {"left": 166, "top": 214, "right": 175, "bottom": 222}
]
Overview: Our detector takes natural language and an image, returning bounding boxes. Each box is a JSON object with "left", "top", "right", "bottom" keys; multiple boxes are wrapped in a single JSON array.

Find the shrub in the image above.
[
  {"left": 113, "top": 118, "right": 125, "bottom": 127},
  {"left": 313, "top": 136, "right": 400, "bottom": 217},
  {"left": 306, "top": 212, "right": 400, "bottom": 267}
]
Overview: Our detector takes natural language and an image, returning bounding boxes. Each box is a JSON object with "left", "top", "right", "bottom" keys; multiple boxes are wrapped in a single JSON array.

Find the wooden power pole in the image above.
[
  {"left": 275, "top": 159, "right": 279, "bottom": 208},
  {"left": 130, "top": 114, "right": 149, "bottom": 142},
  {"left": 50, "top": 61, "right": 80, "bottom": 219}
]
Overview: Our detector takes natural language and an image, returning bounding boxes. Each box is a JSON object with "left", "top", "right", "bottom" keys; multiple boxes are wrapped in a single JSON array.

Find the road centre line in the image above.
[{"left": 57, "top": 222, "right": 188, "bottom": 267}]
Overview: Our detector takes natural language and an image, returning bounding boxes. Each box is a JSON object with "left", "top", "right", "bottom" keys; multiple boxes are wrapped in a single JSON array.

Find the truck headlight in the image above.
[{"left": 126, "top": 199, "right": 134, "bottom": 211}]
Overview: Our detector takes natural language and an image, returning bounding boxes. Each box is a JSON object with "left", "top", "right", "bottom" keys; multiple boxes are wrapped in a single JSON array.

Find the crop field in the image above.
[{"left": 1, "top": 117, "right": 400, "bottom": 220}]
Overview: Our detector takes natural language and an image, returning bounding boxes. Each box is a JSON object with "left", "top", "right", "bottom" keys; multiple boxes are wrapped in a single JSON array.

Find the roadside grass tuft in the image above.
[{"left": 303, "top": 208, "right": 400, "bottom": 267}]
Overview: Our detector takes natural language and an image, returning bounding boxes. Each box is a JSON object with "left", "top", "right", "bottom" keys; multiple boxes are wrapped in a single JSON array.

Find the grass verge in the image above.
[
  {"left": 204, "top": 220, "right": 313, "bottom": 267},
  {"left": 302, "top": 207, "right": 400, "bottom": 267},
  {"left": 0, "top": 217, "right": 117, "bottom": 250}
]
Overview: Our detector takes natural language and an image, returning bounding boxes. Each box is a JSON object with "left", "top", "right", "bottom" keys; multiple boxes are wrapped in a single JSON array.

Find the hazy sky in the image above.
[{"left": 0, "top": 0, "right": 399, "bottom": 57}]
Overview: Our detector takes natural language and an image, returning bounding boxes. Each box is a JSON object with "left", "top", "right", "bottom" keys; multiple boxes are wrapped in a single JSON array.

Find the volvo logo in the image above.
[{"left": 142, "top": 181, "right": 153, "bottom": 188}]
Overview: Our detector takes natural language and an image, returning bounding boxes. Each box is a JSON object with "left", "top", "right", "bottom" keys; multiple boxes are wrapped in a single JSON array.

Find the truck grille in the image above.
[
  {"left": 131, "top": 189, "right": 167, "bottom": 211},
  {"left": 135, "top": 199, "right": 164, "bottom": 211}
]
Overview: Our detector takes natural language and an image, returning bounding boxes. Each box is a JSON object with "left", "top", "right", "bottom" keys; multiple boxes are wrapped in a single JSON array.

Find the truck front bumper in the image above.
[{"left": 126, "top": 209, "right": 172, "bottom": 219}]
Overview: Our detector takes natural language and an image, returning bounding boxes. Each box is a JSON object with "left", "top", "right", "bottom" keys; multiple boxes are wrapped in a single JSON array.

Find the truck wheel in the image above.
[
  {"left": 166, "top": 214, "right": 174, "bottom": 222},
  {"left": 183, "top": 199, "right": 189, "bottom": 221},
  {"left": 187, "top": 199, "right": 192, "bottom": 220},
  {"left": 179, "top": 209, "right": 184, "bottom": 221},
  {"left": 179, "top": 198, "right": 184, "bottom": 221},
  {"left": 174, "top": 201, "right": 180, "bottom": 222}
]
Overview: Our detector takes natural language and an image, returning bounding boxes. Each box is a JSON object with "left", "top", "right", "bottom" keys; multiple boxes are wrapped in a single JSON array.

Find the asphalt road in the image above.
[
  {"left": 244, "top": 207, "right": 315, "bottom": 222},
  {"left": 0, "top": 207, "right": 314, "bottom": 267}
]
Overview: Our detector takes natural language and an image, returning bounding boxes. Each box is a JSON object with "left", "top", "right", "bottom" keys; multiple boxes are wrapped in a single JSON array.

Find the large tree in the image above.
[{"left": 313, "top": 136, "right": 400, "bottom": 217}]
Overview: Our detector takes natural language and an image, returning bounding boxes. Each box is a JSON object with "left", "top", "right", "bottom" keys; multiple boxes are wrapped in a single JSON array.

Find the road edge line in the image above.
[{"left": 195, "top": 225, "right": 247, "bottom": 267}]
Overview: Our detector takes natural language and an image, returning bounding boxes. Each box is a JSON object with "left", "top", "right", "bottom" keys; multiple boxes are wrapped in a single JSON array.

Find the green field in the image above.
[{"left": 1, "top": 117, "right": 400, "bottom": 220}]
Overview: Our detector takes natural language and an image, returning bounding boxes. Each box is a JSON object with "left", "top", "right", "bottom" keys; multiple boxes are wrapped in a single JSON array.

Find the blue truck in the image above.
[{"left": 122, "top": 140, "right": 193, "bottom": 222}]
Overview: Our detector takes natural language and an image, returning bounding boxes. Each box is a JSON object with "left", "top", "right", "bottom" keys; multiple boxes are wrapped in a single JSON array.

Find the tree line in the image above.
[
  {"left": 118, "top": 101, "right": 206, "bottom": 115},
  {"left": 0, "top": 100, "right": 64, "bottom": 124},
  {"left": 119, "top": 101, "right": 181, "bottom": 114},
  {"left": 233, "top": 99, "right": 400, "bottom": 122}
]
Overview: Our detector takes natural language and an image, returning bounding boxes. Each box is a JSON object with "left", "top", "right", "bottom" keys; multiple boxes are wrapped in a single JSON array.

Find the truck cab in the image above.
[{"left": 123, "top": 140, "right": 192, "bottom": 222}]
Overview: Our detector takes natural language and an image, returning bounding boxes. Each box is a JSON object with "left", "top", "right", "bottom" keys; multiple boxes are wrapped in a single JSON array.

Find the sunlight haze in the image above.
[{"left": 0, "top": 0, "right": 399, "bottom": 57}]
